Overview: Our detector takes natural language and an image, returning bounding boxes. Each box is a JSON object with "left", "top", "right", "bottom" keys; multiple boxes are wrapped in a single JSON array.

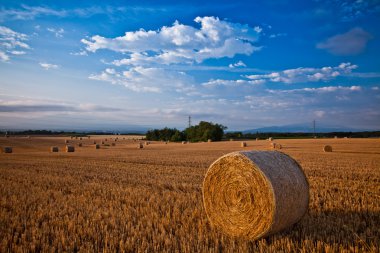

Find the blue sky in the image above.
[{"left": 0, "top": 0, "right": 379, "bottom": 131}]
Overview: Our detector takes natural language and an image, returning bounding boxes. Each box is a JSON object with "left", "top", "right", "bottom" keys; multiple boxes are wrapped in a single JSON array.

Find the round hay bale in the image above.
[
  {"left": 277, "top": 144, "right": 282, "bottom": 149},
  {"left": 203, "top": 151, "right": 309, "bottom": 240},
  {"left": 323, "top": 145, "right": 332, "bottom": 152},
  {"left": 3, "top": 147, "right": 12, "bottom": 153},
  {"left": 256, "top": 138, "right": 259, "bottom": 141},
  {"left": 101, "top": 141, "right": 104, "bottom": 145},
  {"left": 65, "top": 140, "right": 69, "bottom": 144},
  {"left": 230, "top": 138, "right": 234, "bottom": 141},
  {"left": 208, "top": 139, "right": 212, "bottom": 143},
  {"left": 50, "top": 146, "right": 59, "bottom": 152},
  {"left": 93, "top": 141, "right": 97, "bottom": 144},
  {"left": 270, "top": 142, "right": 276, "bottom": 149},
  {"left": 241, "top": 142, "right": 247, "bottom": 147},
  {"left": 111, "top": 143, "right": 116, "bottom": 146},
  {"left": 268, "top": 137, "right": 273, "bottom": 141},
  {"left": 65, "top": 145, "right": 75, "bottom": 152},
  {"left": 182, "top": 141, "right": 187, "bottom": 144},
  {"left": 334, "top": 136, "right": 338, "bottom": 139},
  {"left": 95, "top": 144, "right": 100, "bottom": 149},
  {"left": 78, "top": 143, "right": 82, "bottom": 147},
  {"left": 145, "top": 141, "right": 150, "bottom": 145},
  {"left": 79, "top": 137, "right": 82, "bottom": 140},
  {"left": 138, "top": 143, "right": 143, "bottom": 149}
]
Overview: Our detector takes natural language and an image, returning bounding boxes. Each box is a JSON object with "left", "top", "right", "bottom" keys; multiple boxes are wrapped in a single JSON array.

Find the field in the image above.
[{"left": 1, "top": 136, "right": 379, "bottom": 252}]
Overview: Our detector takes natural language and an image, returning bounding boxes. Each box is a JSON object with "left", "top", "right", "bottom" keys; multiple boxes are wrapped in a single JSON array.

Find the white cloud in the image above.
[
  {"left": 314, "top": 110, "right": 325, "bottom": 118},
  {"left": 82, "top": 16, "right": 261, "bottom": 65},
  {"left": 39, "top": 62, "right": 59, "bottom": 70},
  {"left": 89, "top": 66, "right": 195, "bottom": 93},
  {"left": 47, "top": 28, "right": 64, "bottom": 38},
  {"left": 0, "top": 26, "right": 30, "bottom": 62},
  {"left": 70, "top": 50, "right": 88, "bottom": 56},
  {"left": 229, "top": 60, "right": 246, "bottom": 68},
  {"left": 267, "top": 85, "right": 362, "bottom": 94},
  {"left": 202, "top": 78, "right": 264, "bottom": 88},
  {"left": 317, "top": 28, "right": 372, "bottom": 55},
  {"left": 245, "top": 62, "right": 357, "bottom": 84}
]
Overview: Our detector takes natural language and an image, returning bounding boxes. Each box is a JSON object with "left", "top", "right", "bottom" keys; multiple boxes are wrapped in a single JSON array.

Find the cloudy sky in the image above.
[{"left": 0, "top": 0, "right": 379, "bottom": 131}]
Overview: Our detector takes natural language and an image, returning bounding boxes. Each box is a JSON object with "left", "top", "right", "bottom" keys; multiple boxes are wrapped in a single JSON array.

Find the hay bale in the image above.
[
  {"left": 65, "top": 145, "right": 75, "bottom": 152},
  {"left": 138, "top": 143, "right": 143, "bottom": 149},
  {"left": 334, "top": 136, "right": 338, "bottom": 139},
  {"left": 182, "top": 141, "right": 187, "bottom": 144},
  {"left": 203, "top": 151, "right": 309, "bottom": 240},
  {"left": 241, "top": 142, "right": 247, "bottom": 147},
  {"left": 111, "top": 143, "right": 116, "bottom": 146},
  {"left": 229, "top": 138, "right": 234, "bottom": 141},
  {"left": 145, "top": 141, "right": 150, "bottom": 145},
  {"left": 50, "top": 146, "right": 59, "bottom": 152},
  {"left": 78, "top": 143, "right": 82, "bottom": 147},
  {"left": 256, "top": 138, "right": 259, "bottom": 141},
  {"left": 79, "top": 137, "right": 82, "bottom": 140},
  {"left": 65, "top": 140, "right": 69, "bottom": 144},
  {"left": 268, "top": 137, "right": 273, "bottom": 141},
  {"left": 208, "top": 139, "right": 212, "bottom": 143},
  {"left": 95, "top": 144, "right": 100, "bottom": 149},
  {"left": 101, "top": 141, "right": 104, "bottom": 145},
  {"left": 323, "top": 145, "right": 332, "bottom": 152},
  {"left": 2, "top": 147, "right": 12, "bottom": 153}
]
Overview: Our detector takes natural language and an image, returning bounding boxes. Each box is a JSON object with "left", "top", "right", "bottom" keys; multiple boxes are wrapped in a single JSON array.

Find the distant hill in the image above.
[{"left": 242, "top": 123, "right": 371, "bottom": 133}]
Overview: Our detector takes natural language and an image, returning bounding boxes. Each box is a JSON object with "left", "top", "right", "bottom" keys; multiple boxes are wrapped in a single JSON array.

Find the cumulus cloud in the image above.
[
  {"left": 82, "top": 16, "right": 261, "bottom": 64},
  {"left": 317, "top": 28, "right": 372, "bottom": 55},
  {"left": 229, "top": 60, "right": 246, "bottom": 68},
  {"left": 0, "top": 26, "right": 30, "bottom": 62},
  {"left": 245, "top": 62, "right": 357, "bottom": 84},
  {"left": 89, "top": 67, "right": 195, "bottom": 93},
  {"left": 267, "top": 85, "right": 362, "bottom": 94},
  {"left": 47, "top": 27, "right": 64, "bottom": 38},
  {"left": 39, "top": 62, "right": 59, "bottom": 70}
]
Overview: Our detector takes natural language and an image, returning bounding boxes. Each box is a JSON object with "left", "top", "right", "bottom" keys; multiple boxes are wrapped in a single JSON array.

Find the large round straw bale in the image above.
[
  {"left": 3, "top": 147, "right": 12, "bottom": 153},
  {"left": 79, "top": 137, "right": 82, "bottom": 140},
  {"left": 95, "top": 144, "right": 100, "bottom": 149},
  {"left": 208, "top": 139, "right": 212, "bottom": 143},
  {"left": 78, "top": 143, "right": 82, "bottom": 147},
  {"left": 241, "top": 142, "right": 247, "bottom": 147},
  {"left": 145, "top": 141, "right": 150, "bottom": 145},
  {"left": 323, "top": 145, "right": 332, "bottom": 152},
  {"left": 182, "top": 141, "right": 187, "bottom": 144},
  {"left": 268, "top": 137, "right": 273, "bottom": 141},
  {"left": 50, "top": 146, "right": 59, "bottom": 152},
  {"left": 65, "top": 145, "right": 75, "bottom": 152},
  {"left": 65, "top": 140, "right": 69, "bottom": 144},
  {"left": 203, "top": 151, "right": 309, "bottom": 240},
  {"left": 138, "top": 143, "right": 143, "bottom": 149}
]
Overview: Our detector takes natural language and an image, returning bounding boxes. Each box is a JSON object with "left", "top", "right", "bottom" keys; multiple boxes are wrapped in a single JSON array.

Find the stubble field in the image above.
[{"left": 0, "top": 136, "right": 379, "bottom": 252}]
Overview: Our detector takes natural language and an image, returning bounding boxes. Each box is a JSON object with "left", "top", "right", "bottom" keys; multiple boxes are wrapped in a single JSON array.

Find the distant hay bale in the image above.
[
  {"left": 277, "top": 144, "right": 282, "bottom": 149},
  {"left": 88, "top": 136, "right": 90, "bottom": 139},
  {"left": 229, "top": 138, "right": 234, "bottom": 141},
  {"left": 334, "top": 136, "right": 338, "bottom": 139},
  {"left": 111, "top": 143, "right": 116, "bottom": 146},
  {"left": 70, "top": 136, "right": 73, "bottom": 139},
  {"left": 182, "top": 141, "right": 187, "bottom": 144},
  {"left": 145, "top": 141, "right": 150, "bottom": 145},
  {"left": 241, "top": 142, "right": 247, "bottom": 147},
  {"left": 79, "top": 137, "right": 82, "bottom": 140},
  {"left": 75, "top": 136, "right": 78, "bottom": 140},
  {"left": 268, "top": 137, "right": 273, "bottom": 141},
  {"left": 256, "top": 138, "right": 259, "bottom": 141},
  {"left": 271, "top": 143, "right": 282, "bottom": 149},
  {"left": 323, "top": 145, "right": 332, "bottom": 152},
  {"left": 65, "top": 140, "right": 69, "bottom": 144},
  {"left": 78, "top": 143, "right": 82, "bottom": 147},
  {"left": 208, "top": 139, "right": 212, "bottom": 143},
  {"left": 344, "top": 137, "right": 348, "bottom": 139},
  {"left": 2, "top": 147, "right": 12, "bottom": 153},
  {"left": 105, "top": 138, "right": 108, "bottom": 141},
  {"left": 65, "top": 145, "right": 75, "bottom": 152},
  {"left": 203, "top": 151, "right": 309, "bottom": 240},
  {"left": 101, "top": 141, "right": 104, "bottom": 145},
  {"left": 138, "top": 143, "right": 143, "bottom": 149},
  {"left": 95, "top": 144, "right": 100, "bottom": 149},
  {"left": 50, "top": 146, "right": 59, "bottom": 152},
  {"left": 93, "top": 141, "right": 97, "bottom": 144}
]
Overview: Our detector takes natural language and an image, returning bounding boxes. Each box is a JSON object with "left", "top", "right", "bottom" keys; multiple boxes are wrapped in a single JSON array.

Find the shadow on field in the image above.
[{"left": 275, "top": 210, "right": 380, "bottom": 248}]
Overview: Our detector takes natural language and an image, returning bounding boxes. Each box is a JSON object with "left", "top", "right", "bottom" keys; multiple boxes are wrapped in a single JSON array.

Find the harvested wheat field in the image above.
[{"left": 0, "top": 137, "right": 379, "bottom": 252}]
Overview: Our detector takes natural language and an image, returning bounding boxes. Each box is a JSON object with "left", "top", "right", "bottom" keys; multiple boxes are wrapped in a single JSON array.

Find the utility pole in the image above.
[
  {"left": 188, "top": 116, "right": 191, "bottom": 128},
  {"left": 313, "top": 120, "right": 316, "bottom": 138}
]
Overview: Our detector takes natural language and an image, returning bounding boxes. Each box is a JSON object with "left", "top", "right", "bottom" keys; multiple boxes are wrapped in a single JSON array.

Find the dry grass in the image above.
[{"left": 0, "top": 137, "right": 379, "bottom": 252}]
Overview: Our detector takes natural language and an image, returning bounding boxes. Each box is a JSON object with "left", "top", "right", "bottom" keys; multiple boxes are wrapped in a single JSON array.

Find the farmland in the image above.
[{"left": 1, "top": 136, "right": 379, "bottom": 252}]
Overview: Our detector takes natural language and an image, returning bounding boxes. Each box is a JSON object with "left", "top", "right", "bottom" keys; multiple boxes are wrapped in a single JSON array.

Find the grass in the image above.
[{"left": 0, "top": 137, "right": 379, "bottom": 252}]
